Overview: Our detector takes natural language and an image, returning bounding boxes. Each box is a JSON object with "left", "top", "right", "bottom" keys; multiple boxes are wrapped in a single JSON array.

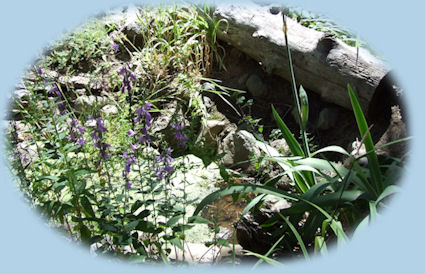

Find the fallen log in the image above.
[{"left": 212, "top": 3, "right": 390, "bottom": 110}]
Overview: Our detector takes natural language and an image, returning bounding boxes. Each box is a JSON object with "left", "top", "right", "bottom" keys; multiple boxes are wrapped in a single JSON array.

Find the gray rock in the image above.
[
  {"left": 73, "top": 95, "right": 108, "bottom": 112},
  {"left": 375, "top": 105, "right": 408, "bottom": 159},
  {"left": 205, "top": 119, "right": 226, "bottom": 139},
  {"left": 202, "top": 96, "right": 215, "bottom": 111},
  {"left": 122, "top": 5, "right": 145, "bottom": 47},
  {"left": 100, "top": 104, "right": 118, "bottom": 116},
  {"left": 150, "top": 101, "right": 179, "bottom": 134},
  {"left": 245, "top": 74, "right": 267, "bottom": 97},
  {"left": 17, "top": 141, "right": 44, "bottom": 166},
  {"left": 218, "top": 129, "right": 261, "bottom": 173},
  {"left": 270, "top": 139, "right": 290, "bottom": 156},
  {"left": 13, "top": 89, "right": 30, "bottom": 107},
  {"left": 13, "top": 121, "right": 32, "bottom": 142}
]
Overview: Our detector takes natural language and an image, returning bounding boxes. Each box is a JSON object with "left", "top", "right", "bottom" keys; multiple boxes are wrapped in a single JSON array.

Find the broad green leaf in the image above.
[
  {"left": 272, "top": 105, "right": 304, "bottom": 156},
  {"left": 217, "top": 238, "right": 230, "bottom": 247},
  {"left": 241, "top": 194, "right": 266, "bottom": 216},
  {"left": 169, "top": 237, "right": 184, "bottom": 251},
  {"left": 80, "top": 196, "right": 95, "bottom": 218},
  {"left": 124, "top": 220, "right": 140, "bottom": 233},
  {"left": 280, "top": 190, "right": 363, "bottom": 215},
  {"left": 311, "top": 145, "right": 351, "bottom": 157},
  {"left": 314, "top": 236, "right": 327, "bottom": 255},
  {"left": 348, "top": 84, "right": 382, "bottom": 195},
  {"left": 36, "top": 175, "right": 59, "bottom": 182},
  {"left": 193, "top": 184, "right": 300, "bottom": 216},
  {"left": 166, "top": 214, "right": 183, "bottom": 227},
  {"left": 79, "top": 224, "right": 91, "bottom": 242},
  {"left": 376, "top": 185, "right": 400, "bottom": 205}
]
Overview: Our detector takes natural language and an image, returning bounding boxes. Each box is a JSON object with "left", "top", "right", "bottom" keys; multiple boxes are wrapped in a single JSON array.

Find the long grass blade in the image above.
[
  {"left": 348, "top": 84, "right": 383, "bottom": 196},
  {"left": 272, "top": 105, "right": 304, "bottom": 156},
  {"left": 278, "top": 212, "right": 310, "bottom": 260}
]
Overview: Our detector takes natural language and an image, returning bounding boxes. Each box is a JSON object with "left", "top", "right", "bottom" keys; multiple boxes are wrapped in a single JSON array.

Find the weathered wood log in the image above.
[{"left": 213, "top": 3, "right": 389, "bottom": 110}]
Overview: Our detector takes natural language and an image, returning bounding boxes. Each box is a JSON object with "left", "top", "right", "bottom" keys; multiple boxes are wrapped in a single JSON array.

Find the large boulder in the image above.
[{"left": 218, "top": 129, "right": 261, "bottom": 173}]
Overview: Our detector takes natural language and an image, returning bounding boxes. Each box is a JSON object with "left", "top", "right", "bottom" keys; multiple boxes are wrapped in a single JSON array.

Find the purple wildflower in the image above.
[
  {"left": 112, "top": 43, "right": 119, "bottom": 53},
  {"left": 134, "top": 103, "right": 152, "bottom": 126},
  {"left": 118, "top": 66, "right": 136, "bottom": 94},
  {"left": 68, "top": 119, "right": 85, "bottom": 147},
  {"left": 122, "top": 151, "right": 136, "bottom": 187},
  {"left": 77, "top": 138, "right": 85, "bottom": 146},
  {"left": 48, "top": 84, "right": 61, "bottom": 98},
  {"left": 130, "top": 143, "right": 139, "bottom": 151},
  {"left": 90, "top": 115, "right": 110, "bottom": 163},
  {"left": 128, "top": 129, "right": 137, "bottom": 137},
  {"left": 37, "top": 66, "right": 43, "bottom": 76},
  {"left": 152, "top": 147, "right": 174, "bottom": 180},
  {"left": 172, "top": 123, "right": 188, "bottom": 147}
]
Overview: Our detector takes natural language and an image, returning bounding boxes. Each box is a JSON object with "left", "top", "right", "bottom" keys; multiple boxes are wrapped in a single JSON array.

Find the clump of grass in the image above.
[{"left": 42, "top": 19, "right": 113, "bottom": 74}]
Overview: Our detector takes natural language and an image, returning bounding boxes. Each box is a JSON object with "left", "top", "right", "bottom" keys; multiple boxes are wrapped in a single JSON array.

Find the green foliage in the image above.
[
  {"left": 193, "top": 11, "right": 408, "bottom": 264},
  {"left": 43, "top": 20, "right": 112, "bottom": 74}
]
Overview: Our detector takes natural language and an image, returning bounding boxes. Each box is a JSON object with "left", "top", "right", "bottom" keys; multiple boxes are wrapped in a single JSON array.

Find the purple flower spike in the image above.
[
  {"left": 125, "top": 181, "right": 131, "bottom": 189},
  {"left": 37, "top": 66, "right": 43, "bottom": 76},
  {"left": 112, "top": 43, "right": 119, "bottom": 53},
  {"left": 130, "top": 144, "right": 139, "bottom": 151},
  {"left": 77, "top": 138, "right": 85, "bottom": 146},
  {"left": 128, "top": 129, "right": 137, "bottom": 137},
  {"left": 173, "top": 123, "right": 188, "bottom": 147}
]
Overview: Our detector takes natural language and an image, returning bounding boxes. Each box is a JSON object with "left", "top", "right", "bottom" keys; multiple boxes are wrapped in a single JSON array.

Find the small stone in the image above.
[
  {"left": 270, "top": 139, "right": 290, "bottom": 156},
  {"left": 101, "top": 104, "right": 118, "bottom": 116}
]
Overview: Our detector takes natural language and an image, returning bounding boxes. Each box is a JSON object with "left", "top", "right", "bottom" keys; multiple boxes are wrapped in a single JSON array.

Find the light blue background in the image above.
[{"left": 0, "top": 0, "right": 422, "bottom": 273}]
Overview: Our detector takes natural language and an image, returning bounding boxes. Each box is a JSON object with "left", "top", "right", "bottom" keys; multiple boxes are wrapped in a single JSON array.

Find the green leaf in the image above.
[
  {"left": 311, "top": 145, "right": 350, "bottom": 157},
  {"left": 348, "top": 84, "right": 382, "bottom": 196},
  {"left": 79, "top": 224, "right": 91, "bottom": 242},
  {"left": 375, "top": 185, "right": 400, "bottom": 205},
  {"left": 187, "top": 216, "right": 212, "bottom": 225},
  {"left": 243, "top": 250, "right": 283, "bottom": 266},
  {"left": 136, "top": 221, "right": 156, "bottom": 233},
  {"left": 36, "top": 175, "right": 59, "bottom": 182},
  {"left": 166, "top": 214, "right": 183, "bottom": 227},
  {"left": 124, "top": 220, "right": 140, "bottom": 233},
  {"left": 314, "top": 236, "right": 327, "bottom": 255},
  {"left": 278, "top": 213, "right": 309, "bottom": 260},
  {"left": 217, "top": 238, "right": 230, "bottom": 247},
  {"left": 241, "top": 194, "right": 266, "bottom": 216},
  {"left": 80, "top": 196, "right": 95, "bottom": 218},
  {"left": 193, "top": 184, "right": 300, "bottom": 216},
  {"left": 271, "top": 105, "right": 304, "bottom": 156},
  {"left": 169, "top": 237, "right": 184, "bottom": 251},
  {"left": 281, "top": 190, "right": 363, "bottom": 215}
]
